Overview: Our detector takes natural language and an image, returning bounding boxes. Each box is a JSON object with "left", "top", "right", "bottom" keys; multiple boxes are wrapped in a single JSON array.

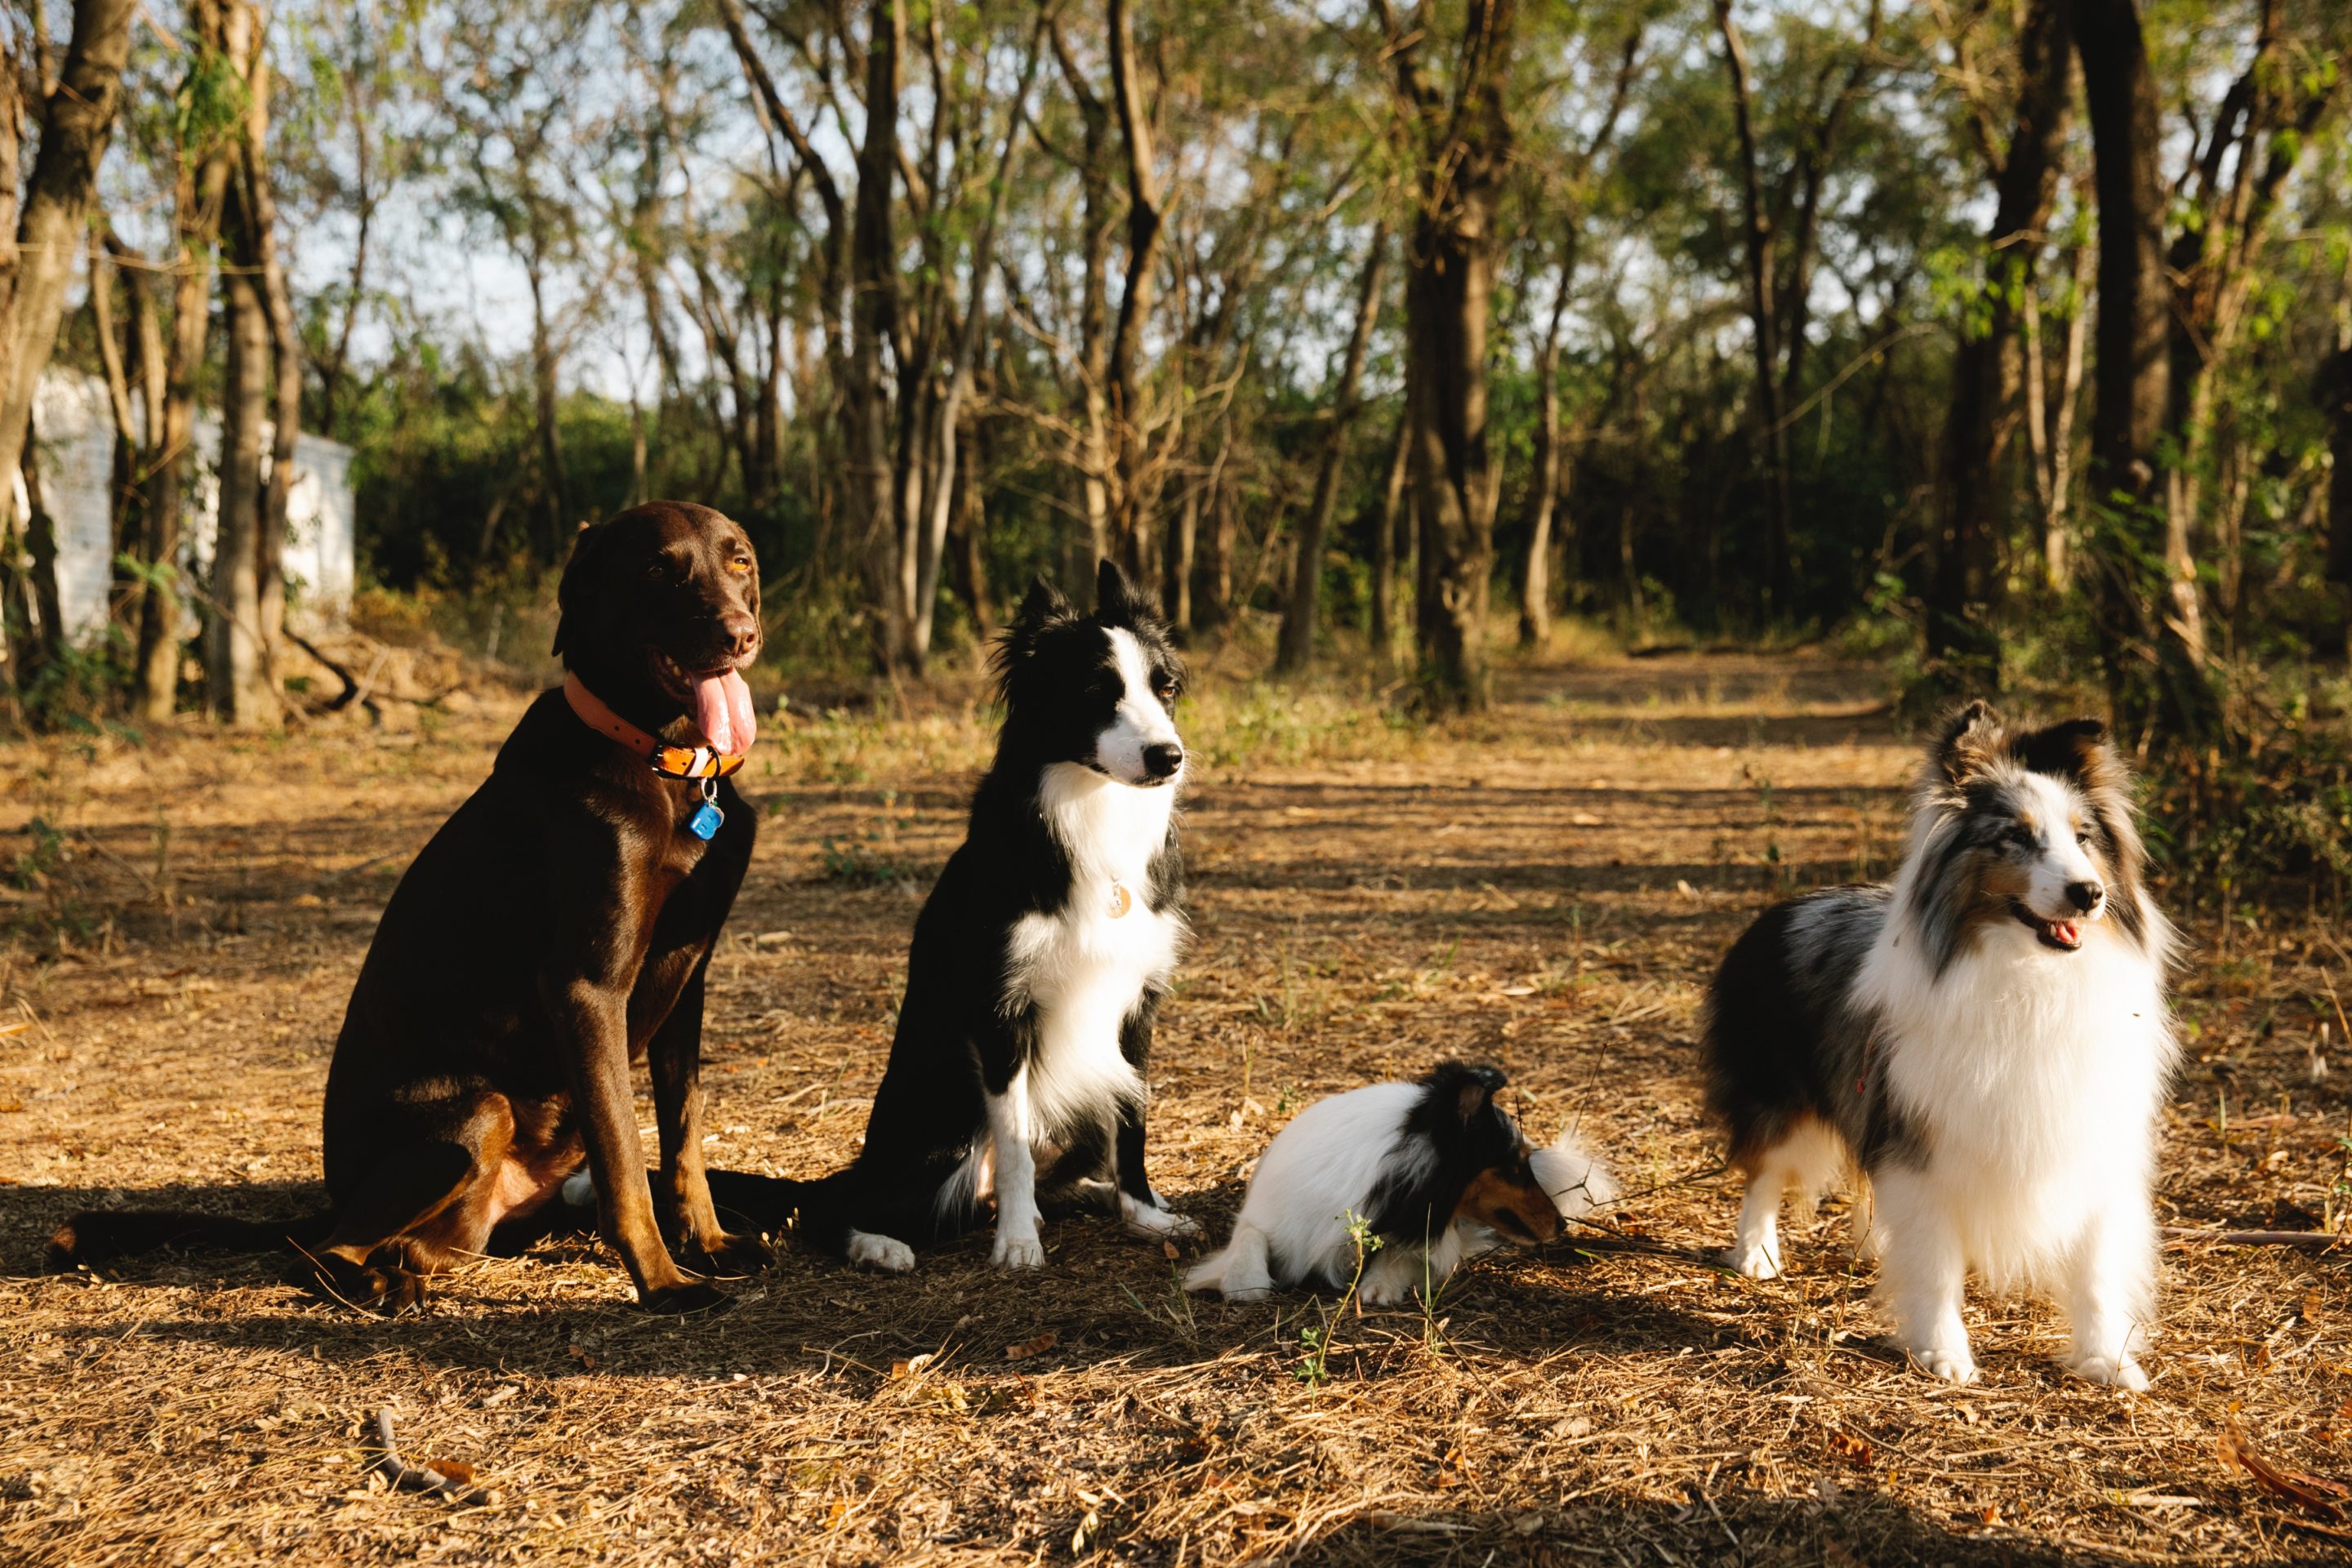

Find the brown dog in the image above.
[{"left": 51, "top": 501, "right": 768, "bottom": 1313}]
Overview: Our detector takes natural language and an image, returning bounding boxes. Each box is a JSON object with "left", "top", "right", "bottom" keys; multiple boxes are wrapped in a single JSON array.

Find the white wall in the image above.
[{"left": 20, "top": 368, "right": 359, "bottom": 645}]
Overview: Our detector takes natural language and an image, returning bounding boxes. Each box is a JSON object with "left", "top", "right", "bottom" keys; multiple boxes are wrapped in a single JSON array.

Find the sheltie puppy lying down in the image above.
[{"left": 1186, "top": 1063, "right": 1614, "bottom": 1307}]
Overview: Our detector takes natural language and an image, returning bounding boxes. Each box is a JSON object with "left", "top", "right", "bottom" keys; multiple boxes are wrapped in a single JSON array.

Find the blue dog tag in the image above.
[{"left": 688, "top": 800, "right": 724, "bottom": 840}]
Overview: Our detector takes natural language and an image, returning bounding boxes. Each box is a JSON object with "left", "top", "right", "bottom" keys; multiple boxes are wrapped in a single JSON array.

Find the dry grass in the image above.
[{"left": 4, "top": 646, "right": 2351, "bottom": 1566}]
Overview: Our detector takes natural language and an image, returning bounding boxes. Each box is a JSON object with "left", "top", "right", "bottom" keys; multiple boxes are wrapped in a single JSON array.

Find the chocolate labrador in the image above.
[{"left": 51, "top": 501, "right": 768, "bottom": 1313}]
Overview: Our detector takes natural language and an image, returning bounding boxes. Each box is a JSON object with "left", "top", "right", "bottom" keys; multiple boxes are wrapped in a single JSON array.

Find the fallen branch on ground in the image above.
[
  {"left": 2163, "top": 1227, "right": 2346, "bottom": 1250},
  {"left": 368, "top": 1407, "right": 493, "bottom": 1505}
]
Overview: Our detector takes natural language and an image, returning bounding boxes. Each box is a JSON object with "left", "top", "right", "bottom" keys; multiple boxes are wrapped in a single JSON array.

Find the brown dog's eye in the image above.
[{"left": 728, "top": 557, "right": 753, "bottom": 576}]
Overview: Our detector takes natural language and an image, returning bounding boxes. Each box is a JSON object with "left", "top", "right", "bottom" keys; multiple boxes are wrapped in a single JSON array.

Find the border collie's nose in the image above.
[
  {"left": 2065, "top": 879, "right": 2104, "bottom": 913},
  {"left": 1143, "top": 742, "right": 1184, "bottom": 780}
]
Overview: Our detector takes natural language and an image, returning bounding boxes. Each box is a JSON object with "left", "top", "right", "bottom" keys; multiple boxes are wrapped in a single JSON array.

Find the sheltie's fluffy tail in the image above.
[{"left": 1530, "top": 1128, "right": 1615, "bottom": 1218}]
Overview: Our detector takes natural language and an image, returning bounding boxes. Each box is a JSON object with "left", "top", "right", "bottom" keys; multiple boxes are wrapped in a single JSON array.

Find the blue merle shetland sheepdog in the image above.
[
  {"left": 1704, "top": 702, "right": 2177, "bottom": 1388},
  {"left": 708, "top": 559, "right": 1196, "bottom": 1271}
]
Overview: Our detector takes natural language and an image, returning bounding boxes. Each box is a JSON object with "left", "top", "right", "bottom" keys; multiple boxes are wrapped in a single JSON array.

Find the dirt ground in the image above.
[{"left": 6, "top": 647, "right": 2352, "bottom": 1566}]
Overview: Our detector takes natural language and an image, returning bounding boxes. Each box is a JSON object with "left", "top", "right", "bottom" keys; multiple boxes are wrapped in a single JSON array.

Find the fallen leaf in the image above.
[
  {"left": 1494, "top": 984, "right": 1537, "bottom": 997},
  {"left": 1006, "top": 1330, "right": 1057, "bottom": 1361},
  {"left": 1163, "top": 1241, "right": 1180, "bottom": 1261},
  {"left": 1824, "top": 1427, "right": 1874, "bottom": 1467},
  {"left": 889, "top": 1352, "right": 936, "bottom": 1381},
  {"left": 421, "top": 1459, "right": 476, "bottom": 1486},
  {"left": 2221, "top": 1420, "right": 2350, "bottom": 1519},
  {"left": 566, "top": 1343, "right": 599, "bottom": 1372},
  {"left": 1570, "top": 813, "right": 1604, "bottom": 827}
]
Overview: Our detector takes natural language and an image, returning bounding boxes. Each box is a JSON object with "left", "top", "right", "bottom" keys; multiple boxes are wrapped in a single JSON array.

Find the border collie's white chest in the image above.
[{"left": 1003, "top": 764, "right": 1187, "bottom": 1138}]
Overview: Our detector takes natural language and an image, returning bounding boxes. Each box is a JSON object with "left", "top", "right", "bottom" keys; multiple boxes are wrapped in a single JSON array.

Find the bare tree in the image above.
[
  {"left": 1275, "top": 222, "right": 1386, "bottom": 674},
  {"left": 1925, "top": 0, "right": 2072, "bottom": 692},
  {"left": 2074, "top": 0, "right": 2212, "bottom": 734},
  {"left": 1379, "top": 0, "right": 1515, "bottom": 710},
  {"left": 135, "top": 0, "right": 237, "bottom": 721}
]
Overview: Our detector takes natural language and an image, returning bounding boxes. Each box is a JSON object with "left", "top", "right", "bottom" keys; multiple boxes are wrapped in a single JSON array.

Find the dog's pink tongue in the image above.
[
  {"left": 695, "top": 670, "right": 756, "bottom": 755},
  {"left": 2051, "top": 919, "right": 2081, "bottom": 947}
]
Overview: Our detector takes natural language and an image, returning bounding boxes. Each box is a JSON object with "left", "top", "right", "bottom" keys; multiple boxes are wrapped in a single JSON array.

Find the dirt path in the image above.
[{"left": 2, "top": 651, "right": 2345, "bottom": 1565}]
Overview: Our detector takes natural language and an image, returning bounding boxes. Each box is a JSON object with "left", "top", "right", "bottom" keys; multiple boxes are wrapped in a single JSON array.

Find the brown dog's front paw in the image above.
[
  {"left": 639, "top": 1279, "right": 732, "bottom": 1315},
  {"left": 681, "top": 1231, "right": 773, "bottom": 1280}
]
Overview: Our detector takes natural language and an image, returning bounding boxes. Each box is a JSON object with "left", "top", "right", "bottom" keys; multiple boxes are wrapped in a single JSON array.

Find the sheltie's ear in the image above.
[
  {"left": 1428, "top": 1062, "right": 1508, "bottom": 1125},
  {"left": 1931, "top": 699, "right": 2003, "bottom": 786},
  {"left": 2011, "top": 717, "right": 2114, "bottom": 788}
]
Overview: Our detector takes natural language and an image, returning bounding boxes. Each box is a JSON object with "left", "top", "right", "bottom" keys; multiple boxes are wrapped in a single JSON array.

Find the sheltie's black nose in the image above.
[
  {"left": 1143, "top": 742, "right": 1184, "bottom": 779},
  {"left": 2065, "top": 879, "right": 2104, "bottom": 913}
]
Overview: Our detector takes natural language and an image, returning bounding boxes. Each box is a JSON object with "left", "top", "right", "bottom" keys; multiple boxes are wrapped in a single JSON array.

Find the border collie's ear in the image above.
[
  {"left": 1013, "top": 574, "right": 1071, "bottom": 634},
  {"left": 1931, "top": 699, "right": 2002, "bottom": 786},
  {"left": 1094, "top": 557, "right": 1153, "bottom": 626},
  {"left": 2011, "top": 717, "right": 2113, "bottom": 787}
]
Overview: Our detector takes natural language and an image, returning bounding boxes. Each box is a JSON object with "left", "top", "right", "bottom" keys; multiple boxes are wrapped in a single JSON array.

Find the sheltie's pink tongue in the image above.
[
  {"left": 694, "top": 669, "right": 757, "bottom": 755},
  {"left": 2050, "top": 920, "right": 2081, "bottom": 947}
]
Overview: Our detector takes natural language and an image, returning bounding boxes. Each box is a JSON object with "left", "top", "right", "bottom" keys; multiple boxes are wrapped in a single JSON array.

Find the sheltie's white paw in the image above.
[
  {"left": 991, "top": 1230, "right": 1046, "bottom": 1270},
  {"left": 1724, "top": 1241, "right": 1784, "bottom": 1280},
  {"left": 1120, "top": 1192, "right": 1200, "bottom": 1240},
  {"left": 845, "top": 1230, "right": 915, "bottom": 1273},
  {"left": 2065, "top": 1351, "right": 2148, "bottom": 1391},
  {"left": 1906, "top": 1343, "right": 1978, "bottom": 1385}
]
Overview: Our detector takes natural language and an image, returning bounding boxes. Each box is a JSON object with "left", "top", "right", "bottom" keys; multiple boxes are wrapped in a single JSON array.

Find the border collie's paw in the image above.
[
  {"left": 1119, "top": 1193, "right": 1200, "bottom": 1240},
  {"left": 2065, "top": 1352, "right": 2149, "bottom": 1392},
  {"left": 1723, "top": 1241, "right": 1783, "bottom": 1280},
  {"left": 845, "top": 1230, "right": 916, "bottom": 1273},
  {"left": 1355, "top": 1276, "right": 1412, "bottom": 1310},
  {"left": 1906, "top": 1343, "right": 1978, "bottom": 1384},
  {"left": 991, "top": 1231, "right": 1046, "bottom": 1270}
]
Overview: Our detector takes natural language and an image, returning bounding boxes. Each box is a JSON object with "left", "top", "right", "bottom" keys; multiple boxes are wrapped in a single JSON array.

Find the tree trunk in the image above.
[
  {"left": 1517, "top": 252, "right": 1573, "bottom": 650},
  {"left": 1369, "top": 405, "right": 1410, "bottom": 666},
  {"left": 212, "top": 11, "right": 274, "bottom": 738},
  {"left": 1275, "top": 224, "right": 1387, "bottom": 675},
  {"left": 2074, "top": 0, "right": 2212, "bottom": 736},
  {"left": 1926, "top": 0, "right": 2072, "bottom": 693},
  {"left": 1712, "top": 0, "right": 1790, "bottom": 618},
  {"left": 1105, "top": 0, "right": 1167, "bottom": 585},
  {"left": 241, "top": 4, "right": 296, "bottom": 698},
  {"left": 0, "top": 0, "right": 140, "bottom": 532},
  {"left": 2323, "top": 345, "right": 2352, "bottom": 607},
  {"left": 1387, "top": 0, "right": 1513, "bottom": 712},
  {"left": 849, "top": 0, "right": 905, "bottom": 670},
  {"left": 1047, "top": 18, "right": 1112, "bottom": 568},
  {"left": 524, "top": 250, "right": 568, "bottom": 552},
  {"left": 136, "top": 0, "right": 235, "bottom": 722},
  {"left": 1193, "top": 440, "right": 1236, "bottom": 635}
]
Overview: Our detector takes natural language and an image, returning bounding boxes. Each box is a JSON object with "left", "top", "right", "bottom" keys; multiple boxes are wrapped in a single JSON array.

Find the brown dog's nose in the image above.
[{"left": 724, "top": 616, "right": 760, "bottom": 659}]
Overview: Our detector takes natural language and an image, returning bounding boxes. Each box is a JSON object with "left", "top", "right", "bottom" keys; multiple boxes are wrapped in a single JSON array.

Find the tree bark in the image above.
[
  {"left": 1517, "top": 251, "right": 1574, "bottom": 650},
  {"left": 1712, "top": 0, "right": 1789, "bottom": 618},
  {"left": 208, "top": 243, "right": 270, "bottom": 727},
  {"left": 242, "top": 6, "right": 296, "bottom": 701},
  {"left": 2323, "top": 345, "right": 2352, "bottom": 615},
  {"left": 1383, "top": 0, "right": 1514, "bottom": 711},
  {"left": 0, "top": 0, "right": 139, "bottom": 534},
  {"left": 1368, "top": 404, "right": 1410, "bottom": 666},
  {"left": 847, "top": 0, "right": 904, "bottom": 670},
  {"left": 1276, "top": 223, "right": 1388, "bottom": 675},
  {"left": 1925, "top": 0, "right": 2072, "bottom": 693},
  {"left": 2074, "top": 0, "right": 2211, "bottom": 735},
  {"left": 1105, "top": 0, "right": 1168, "bottom": 586},
  {"left": 136, "top": 0, "right": 235, "bottom": 721}
]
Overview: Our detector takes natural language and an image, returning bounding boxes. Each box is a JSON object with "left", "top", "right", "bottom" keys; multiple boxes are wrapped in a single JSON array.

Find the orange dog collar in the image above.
[{"left": 563, "top": 672, "right": 748, "bottom": 782}]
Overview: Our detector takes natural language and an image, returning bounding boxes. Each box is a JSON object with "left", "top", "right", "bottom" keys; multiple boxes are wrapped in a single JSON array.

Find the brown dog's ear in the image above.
[
  {"left": 1931, "top": 699, "right": 2002, "bottom": 786},
  {"left": 551, "top": 519, "right": 609, "bottom": 659}
]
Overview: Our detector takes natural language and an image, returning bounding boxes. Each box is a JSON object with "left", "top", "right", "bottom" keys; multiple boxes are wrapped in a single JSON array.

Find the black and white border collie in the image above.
[
  {"left": 1187, "top": 1063, "right": 1615, "bottom": 1306},
  {"left": 714, "top": 560, "right": 1196, "bottom": 1270},
  {"left": 1704, "top": 702, "right": 2177, "bottom": 1387}
]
